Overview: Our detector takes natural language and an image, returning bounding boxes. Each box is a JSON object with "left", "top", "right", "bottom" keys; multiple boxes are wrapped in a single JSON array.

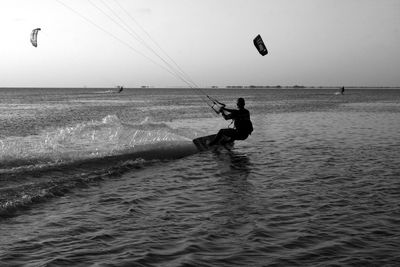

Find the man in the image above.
[{"left": 208, "top": 97, "right": 253, "bottom": 146}]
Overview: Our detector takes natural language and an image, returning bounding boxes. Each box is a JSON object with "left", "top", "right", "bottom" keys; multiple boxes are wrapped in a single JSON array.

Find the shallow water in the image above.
[{"left": 1, "top": 88, "right": 400, "bottom": 266}]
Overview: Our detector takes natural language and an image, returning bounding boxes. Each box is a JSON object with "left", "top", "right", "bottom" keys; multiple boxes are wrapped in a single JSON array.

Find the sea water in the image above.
[{"left": 0, "top": 88, "right": 399, "bottom": 266}]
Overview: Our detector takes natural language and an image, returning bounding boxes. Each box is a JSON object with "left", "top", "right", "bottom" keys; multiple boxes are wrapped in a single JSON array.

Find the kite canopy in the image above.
[
  {"left": 253, "top": 34, "right": 268, "bottom": 56},
  {"left": 30, "top": 28, "right": 41, "bottom": 47}
]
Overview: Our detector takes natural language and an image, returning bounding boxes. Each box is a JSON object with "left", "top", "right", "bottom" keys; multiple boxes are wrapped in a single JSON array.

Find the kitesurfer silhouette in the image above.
[{"left": 208, "top": 98, "right": 253, "bottom": 146}]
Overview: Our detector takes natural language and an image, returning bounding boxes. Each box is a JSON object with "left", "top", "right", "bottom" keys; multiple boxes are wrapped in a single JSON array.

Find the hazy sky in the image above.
[{"left": 1, "top": 0, "right": 400, "bottom": 87}]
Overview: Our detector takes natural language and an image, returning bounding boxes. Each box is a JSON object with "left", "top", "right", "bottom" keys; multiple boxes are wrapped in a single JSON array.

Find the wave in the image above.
[
  {"left": 0, "top": 115, "right": 195, "bottom": 172},
  {"left": 0, "top": 115, "right": 199, "bottom": 217}
]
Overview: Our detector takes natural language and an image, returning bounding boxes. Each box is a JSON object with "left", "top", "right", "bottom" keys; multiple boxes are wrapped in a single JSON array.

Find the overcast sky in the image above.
[{"left": 1, "top": 0, "right": 400, "bottom": 88}]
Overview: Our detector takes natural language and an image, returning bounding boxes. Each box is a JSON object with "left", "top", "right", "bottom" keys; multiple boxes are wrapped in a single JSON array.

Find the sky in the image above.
[{"left": 1, "top": 0, "right": 400, "bottom": 88}]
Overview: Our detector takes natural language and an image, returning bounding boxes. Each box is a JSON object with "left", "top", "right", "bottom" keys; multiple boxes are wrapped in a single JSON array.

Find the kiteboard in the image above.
[{"left": 192, "top": 134, "right": 234, "bottom": 152}]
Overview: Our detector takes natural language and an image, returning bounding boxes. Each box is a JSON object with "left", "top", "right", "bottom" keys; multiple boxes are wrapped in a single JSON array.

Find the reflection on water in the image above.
[
  {"left": 214, "top": 150, "right": 252, "bottom": 179},
  {"left": 212, "top": 150, "right": 256, "bottom": 229}
]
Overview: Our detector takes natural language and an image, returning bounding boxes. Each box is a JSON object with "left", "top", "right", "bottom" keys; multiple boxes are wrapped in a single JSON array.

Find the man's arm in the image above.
[
  {"left": 221, "top": 107, "right": 236, "bottom": 120},
  {"left": 222, "top": 113, "right": 232, "bottom": 120}
]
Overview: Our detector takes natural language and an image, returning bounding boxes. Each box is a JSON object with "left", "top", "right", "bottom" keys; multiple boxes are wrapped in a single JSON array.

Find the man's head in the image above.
[{"left": 237, "top": 98, "right": 245, "bottom": 109}]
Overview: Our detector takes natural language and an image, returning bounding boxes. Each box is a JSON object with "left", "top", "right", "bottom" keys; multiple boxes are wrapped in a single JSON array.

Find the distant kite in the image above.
[
  {"left": 253, "top": 34, "right": 268, "bottom": 56},
  {"left": 30, "top": 28, "right": 41, "bottom": 47}
]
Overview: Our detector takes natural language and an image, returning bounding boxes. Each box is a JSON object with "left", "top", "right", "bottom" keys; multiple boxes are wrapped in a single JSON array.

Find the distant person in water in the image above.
[
  {"left": 118, "top": 86, "right": 124, "bottom": 93},
  {"left": 208, "top": 98, "right": 253, "bottom": 146},
  {"left": 341, "top": 86, "right": 345, "bottom": 95}
]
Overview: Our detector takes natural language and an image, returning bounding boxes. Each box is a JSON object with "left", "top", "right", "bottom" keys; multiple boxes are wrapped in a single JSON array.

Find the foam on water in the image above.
[
  {"left": 0, "top": 115, "right": 194, "bottom": 173},
  {"left": 0, "top": 114, "right": 200, "bottom": 216}
]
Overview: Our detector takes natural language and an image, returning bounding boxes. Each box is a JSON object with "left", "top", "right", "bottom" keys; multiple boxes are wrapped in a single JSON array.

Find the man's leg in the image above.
[{"left": 209, "top": 128, "right": 236, "bottom": 146}]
